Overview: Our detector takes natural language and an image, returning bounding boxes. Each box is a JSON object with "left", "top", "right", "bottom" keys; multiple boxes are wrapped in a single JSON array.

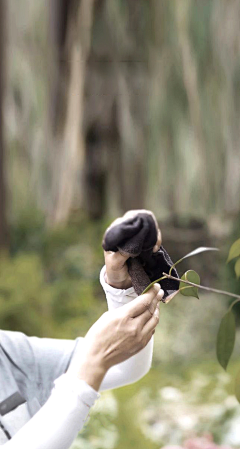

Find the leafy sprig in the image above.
[{"left": 141, "top": 239, "right": 240, "bottom": 402}]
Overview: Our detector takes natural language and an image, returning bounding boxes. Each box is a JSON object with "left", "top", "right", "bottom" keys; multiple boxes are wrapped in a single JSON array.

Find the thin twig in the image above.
[{"left": 162, "top": 272, "right": 240, "bottom": 300}]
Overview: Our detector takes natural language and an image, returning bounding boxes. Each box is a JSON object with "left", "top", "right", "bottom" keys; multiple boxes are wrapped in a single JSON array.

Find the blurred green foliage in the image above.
[
  {"left": 0, "top": 210, "right": 111, "bottom": 339},
  {"left": 73, "top": 360, "right": 240, "bottom": 449}
]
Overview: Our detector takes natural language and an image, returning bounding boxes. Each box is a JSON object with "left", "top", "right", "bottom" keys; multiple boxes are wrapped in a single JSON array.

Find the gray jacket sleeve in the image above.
[{"left": 0, "top": 330, "right": 83, "bottom": 406}]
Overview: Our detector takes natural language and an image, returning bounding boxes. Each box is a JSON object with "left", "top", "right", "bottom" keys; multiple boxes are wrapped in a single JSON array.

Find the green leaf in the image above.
[
  {"left": 227, "top": 238, "right": 240, "bottom": 263},
  {"left": 234, "top": 258, "right": 240, "bottom": 279},
  {"left": 216, "top": 311, "right": 235, "bottom": 370},
  {"left": 235, "top": 368, "right": 240, "bottom": 403},
  {"left": 169, "top": 247, "right": 219, "bottom": 275},
  {"left": 178, "top": 246, "right": 219, "bottom": 260},
  {"left": 179, "top": 270, "right": 200, "bottom": 299}
]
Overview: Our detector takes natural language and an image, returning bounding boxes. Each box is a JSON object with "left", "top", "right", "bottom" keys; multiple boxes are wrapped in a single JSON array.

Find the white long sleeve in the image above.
[
  {"left": 67, "top": 265, "right": 154, "bottom": 391},
  {"left": 3, "top": 373, "right": 100, "bottom": 449},
  {"left": 1, "top": 265, "right": 154, "bottom": 449},
  {"left": 98, "top": 265, "right": 154, "bottom": 391}
]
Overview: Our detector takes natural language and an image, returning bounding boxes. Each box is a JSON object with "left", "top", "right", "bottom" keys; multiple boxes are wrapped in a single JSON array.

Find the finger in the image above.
[
  {"left": 142, "top": 304, "right": 160, "bottom": 336},
  {"left": 140, "top": 327, "right": 156, "bottom": 350},
  {"left": 125, "top": 283, "right": 161, "bottom": 318},
  {"left": 104, "top": 250, "right": 129, "bottom": 271},
  {"left": 123, "top": 209, "right": 155, "bottom": 221},
  {"left": 137, "top": 289, "right": 164, "bottom": 326},
  {"left": 153, "top": 228, "right": 162, "bottom": 253}
]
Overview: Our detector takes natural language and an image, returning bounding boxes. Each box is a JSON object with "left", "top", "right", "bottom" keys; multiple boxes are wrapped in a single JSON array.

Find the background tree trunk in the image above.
[
  {"left": 6, "top": 0, "right": 240, "bottom": 225},
  {"left": 47, "top": 0, "right": 95, "bottom": 226},
  {"left": 175, "top": 0, "right": 208, "bottom": 214},
  {"left": 105, "top": 0, "right": 147, "bottom": 213},
  {"left": 116, "top": 69, "right": 146, "bottom": 211},
  {"left": 0, "top": 0, "right": 8, "bottom": 250}
]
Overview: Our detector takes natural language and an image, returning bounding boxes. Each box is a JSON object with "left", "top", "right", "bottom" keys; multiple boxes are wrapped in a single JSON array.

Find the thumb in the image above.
[
  {"left": 124, "top": 283, "right": 163, "bottom": 318},
  {"left": 104, "top": 250, "right": 130, "bottom": 271}
]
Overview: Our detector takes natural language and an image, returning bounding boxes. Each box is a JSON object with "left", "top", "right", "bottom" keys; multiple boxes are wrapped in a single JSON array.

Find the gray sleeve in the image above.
[
  {"left": 27, "top": 335, "right": 82, "bottom": 377},
  {"left": 0, "top": 330, "right": 84, "bottom": 405}
]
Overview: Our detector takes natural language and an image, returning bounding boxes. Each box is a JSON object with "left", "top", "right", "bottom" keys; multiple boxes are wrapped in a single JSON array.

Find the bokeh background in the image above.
[{"left": 0, "top": 1, "right": 240, "bottom": 448}]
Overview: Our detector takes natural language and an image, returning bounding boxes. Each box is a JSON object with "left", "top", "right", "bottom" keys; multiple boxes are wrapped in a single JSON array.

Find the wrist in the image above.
[
  {"left": 77, "top": 356, "right": 107, "bottom": 391},
  {"left": 104, "top": 272, "right": 132, "bottom": 290}
]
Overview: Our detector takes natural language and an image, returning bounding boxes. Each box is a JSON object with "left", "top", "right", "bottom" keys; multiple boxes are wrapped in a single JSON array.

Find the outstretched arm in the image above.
[
  {"left": 2, "top": 275, "right": 161, "bottom": 449},
  {"left": 3, "top": 373, "right": 100, "bottom": 449}
]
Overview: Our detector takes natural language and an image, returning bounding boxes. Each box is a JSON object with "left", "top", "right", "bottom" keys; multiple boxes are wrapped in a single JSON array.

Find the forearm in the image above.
[
  {"left": 99, "top": 265, "right": 154, "bottom": 391},
  {"left": 67, "top": 343, "right": 107, "bottom": 391},
  {"left": 66, "top": 263, "right": 155, "bottom": 395},
  {"left": 3, "top": 373, "right": 100, "bottom": 449}
]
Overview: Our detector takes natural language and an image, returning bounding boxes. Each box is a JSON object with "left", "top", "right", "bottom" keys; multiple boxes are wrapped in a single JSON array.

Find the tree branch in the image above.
[{"left": 162, "top": 272, "right": 240, "bottom": 300}]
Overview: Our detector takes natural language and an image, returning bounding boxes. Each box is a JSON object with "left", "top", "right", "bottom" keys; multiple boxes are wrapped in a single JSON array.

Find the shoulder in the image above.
[
  {"left": 0, "top": 330, "right": 85, "bottom": 404},
  {"left": 0, "top": 329, "right": 35, "bottom": 372}
]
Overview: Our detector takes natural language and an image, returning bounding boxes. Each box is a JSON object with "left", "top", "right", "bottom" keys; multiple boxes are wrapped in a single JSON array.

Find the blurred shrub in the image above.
[
  {"left": 0, "top": 253, "right": 52, "bottom": 336},
  {"left": 162, "top": 434, "right": 232, "bottom": 448},
  {"left": 133, "top": 366, "right": 240, "bottom": 448},
  {"left": 10, "top": 208, "right": 46, "bottom": 255},
  {"left": 223, "top": 218, "right": 240, "bottom": 320},
  {"left": 1, "top": 212, "right": 109, "bottom": 339}
]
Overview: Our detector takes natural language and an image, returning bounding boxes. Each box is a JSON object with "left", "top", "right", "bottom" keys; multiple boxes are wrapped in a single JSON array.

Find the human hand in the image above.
[
  {"left": 104, "top": 209, "right": 162, "bottom": 289},
  {"left": 75, "top": 283, "right": 164, "bottom": 390}
]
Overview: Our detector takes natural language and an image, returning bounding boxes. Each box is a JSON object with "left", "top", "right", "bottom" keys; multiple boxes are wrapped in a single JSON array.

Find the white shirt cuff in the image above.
[{"left": 99, "top": 265, "right": 138, "bottom": 310}]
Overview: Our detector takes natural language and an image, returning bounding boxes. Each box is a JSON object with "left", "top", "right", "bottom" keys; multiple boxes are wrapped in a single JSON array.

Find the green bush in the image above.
[{"left": 0, "top": 251, "right": 107, "bottom": 338}]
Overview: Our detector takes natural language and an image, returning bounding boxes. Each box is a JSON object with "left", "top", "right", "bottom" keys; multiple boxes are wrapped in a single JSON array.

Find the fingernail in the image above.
[
  {"left": 153, "top": 283, "right": 161, "bottom": 292},
  {"left": 157, "top": 289, "right": 164, "bottom": 301}
]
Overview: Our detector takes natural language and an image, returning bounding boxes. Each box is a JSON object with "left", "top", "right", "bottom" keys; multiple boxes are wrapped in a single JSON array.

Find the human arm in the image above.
[
  {"left": 98, "top": 209, "right": 162, "bottom": 390},
  {"left": 3, "top": 372, "right": 100, "bottom": 449},
  {"left": 97, "top": 265, "right": 154, "bottom": 390},
  {"left": 68, "top": 209, "right": 162, "bottom": 391},
  {"left": 1, "top": 208, "right": 161, "bottom": 447},
  {"left": 2, "top": 282, "right": 162, "bottom": 449}
]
